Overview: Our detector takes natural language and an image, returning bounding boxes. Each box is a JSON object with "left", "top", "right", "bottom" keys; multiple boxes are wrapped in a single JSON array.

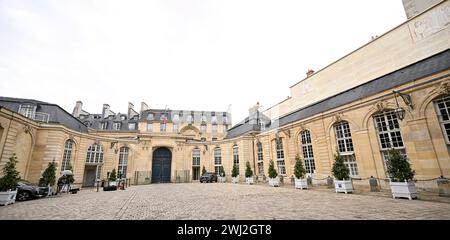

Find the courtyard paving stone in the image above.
[{"left": 0, "top": 183, "right": 449, "bottom": 220}]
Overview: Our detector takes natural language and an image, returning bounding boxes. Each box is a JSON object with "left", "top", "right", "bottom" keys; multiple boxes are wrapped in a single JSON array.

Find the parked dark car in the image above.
[
  {"left": 200, "top": 172, "right": 218, "bottom": 183},
  {"left": 16, "top": 181, "right": 47, "bottom": 201}
]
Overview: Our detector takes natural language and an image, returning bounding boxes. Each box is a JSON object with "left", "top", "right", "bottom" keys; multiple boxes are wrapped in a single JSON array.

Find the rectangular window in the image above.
[
  {"left": 257, "top": 143, "right": 264, "bottom": 175},
  {"left": 374, "top": 111, "right": 406, "bottom": 173},
  {"left": 193, "top": 149, "right": 201, "bottom": 166},
  {"left": 147, "top": 123, "right": 153, "bottom": 132},
  {"left": 212, "top": 124, "right": 218, "bottom": 135},
  {"left": 211, "top": 116, "right": 218, "bottom": 124},
  {"left": 19, "top": 105, "right": 36, "bottom": 119},
  {"left": 128, "top": 123, "right": 136, "bottom": 130},
  {"left": 100, "top": 122, "right": 108, "bottom": 130},
  {"left": 233, "top": 145, "right": 239, "bottom": 173},
  {"left": 435, "top": 96, "right": 450, "bottom": 143},
  {"left": 214, "top": 148, "right": 222, "bottom": 175},
  {"left": 173, "top": 124, "right": 178, "bottom": 133},
  {"left": 113, "top": 122, "right": 121, "bottom": 130},
  {"left": 118, "top": 148, "right": 129, "bottom": 179},
  {"left": 276, "top": 138, "right": 286, "bottom": 175},
  {"left": 300, "top": 130, "right": 316, "bottom": 174},
  {"left": 334, "top": 122, "right": 358, "bottom": 176},
  {"left": 147, "top": 113, "right": 154, "bottom": 120},
  {"left": 160, "top": 123, "right": 166, "bottom": 132}
]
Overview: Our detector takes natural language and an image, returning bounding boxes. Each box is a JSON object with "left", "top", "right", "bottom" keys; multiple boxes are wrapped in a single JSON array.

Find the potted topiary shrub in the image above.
[
  {"left": 386, "top": 148, "right": 417, "bottom": 200},
  {"left": 0, "top": 154, "right": 20, "bottom": 205},
  {"left": 294, "top": 154, "right": 308, "bottom": 189},
  {"left": 231, "top": 164, "right": 239, "bottom": 184},
  {"left": 39, "top": 160, "right": 57, "bottom": 196},
  {"left": 218, "top": 165, "right": 226, "bottom": 183},
  {"left": 332, "top": 152, "right": 353, "bottom": 194},
  {"left": 268, "top": 160, "right": 279, "bottom": 187},
  {"left": 245, "top": 161, "right": 254, "bottom": 185},
  {"left": 109, "top": 168, "right": 117, "bottom": 186}
]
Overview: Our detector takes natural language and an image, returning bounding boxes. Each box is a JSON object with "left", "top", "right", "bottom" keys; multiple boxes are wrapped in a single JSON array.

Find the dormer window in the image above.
[
  {"left": 179, "top": 111, "right": 184, "bottom": 117},
  {"left": 120, "top": 115, "right": 127, "bottom": 121},
  {"left": 187, "top": 114, "right": 193, "bottom": 124},
  {"left": 128, "top": 123, "right": 136, "bottom": 130},
  {"left": 100, "top": 122, "right": 108, "bottom": 130},
  {"left": 113, "top": 122, "right": 122, "bottom": 130},
  {"left": 147, "top": 113, "right": 154, "bottom": 120},
  {"left": 93, "top": 115, "right": 101, "bottom": 119},
  {"left": 173, "top": 114, "right": 179, "bottom": 123},
  {"left": 18, "top": 105, "right": 36, "bottom": 119},
  {"left": 211, "top": 116, "right": 218, "bottom": 124},
  {"left": 132, "top": 115, "right": 139, "bottom": 120},
  {"left": 201, "top": 113, "right": 207, "bottom": 123}
]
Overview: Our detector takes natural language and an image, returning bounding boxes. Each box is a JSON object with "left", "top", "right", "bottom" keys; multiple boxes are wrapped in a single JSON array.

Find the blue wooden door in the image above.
[{"left": 152, "top": 148, "right": 172, "bottom": 183}]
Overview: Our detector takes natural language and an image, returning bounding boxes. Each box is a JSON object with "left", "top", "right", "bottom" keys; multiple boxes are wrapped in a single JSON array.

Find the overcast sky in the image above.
[{"left": 0, "top": 0, "right": 407, "bottom": 124}]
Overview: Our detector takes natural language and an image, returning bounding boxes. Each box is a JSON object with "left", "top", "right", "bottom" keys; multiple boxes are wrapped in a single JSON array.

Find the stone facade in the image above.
[{"left": 0, "top": 1, "right": 449, "bottom": 190}]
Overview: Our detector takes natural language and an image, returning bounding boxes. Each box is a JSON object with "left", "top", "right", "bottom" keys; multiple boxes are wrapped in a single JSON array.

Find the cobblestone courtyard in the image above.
[{"left": 1, "top": 183, "right": 449, "bottom": 220}]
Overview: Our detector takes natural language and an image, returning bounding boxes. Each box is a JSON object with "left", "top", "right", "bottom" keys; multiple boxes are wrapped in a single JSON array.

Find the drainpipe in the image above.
[{"left": 252, "top": 137, "right": 256, "bottom": 175}]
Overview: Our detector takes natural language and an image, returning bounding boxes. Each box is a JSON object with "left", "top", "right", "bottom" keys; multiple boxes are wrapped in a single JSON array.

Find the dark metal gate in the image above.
[{"left": 151, "top": 147, "right": 172, "bottom": 183}]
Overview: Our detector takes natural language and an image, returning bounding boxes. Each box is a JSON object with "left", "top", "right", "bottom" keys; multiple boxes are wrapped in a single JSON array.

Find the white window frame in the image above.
[
  {"left": 113, "top": 122, "right": 121, "bottom": 130},
  {"left": 373, "top": 110, "right": 406, "bottom": 173},
  {"left": 434, "top": 96, "right": 450, "bottom": 144},
  {"left": 86, "top": 144, "right": 104, "bottom": 164},
  {"left": 118, "top": 147, "right": 129, "bottom": 179},
  {"left": 334, "top": 122, "right": 358, "bottom": 176},
  {"left": 18, "top": 105, "right": 36, "bottom": 119},
  {"left": 300, "top": 130, "right": 316, "bottom": 174},
  {"left": 100, "top": 122, "right": 108, "bottom": 130},
  {"left": 128, "top": 122, "right": 136, "bottom": 130},
  {"left": 275, "top": 138, "right": 286, "bottom": 175},
  {"left": 193, "top": 148, "right": 201, "bottom": 166},
  {"left": 232, "top": 145, "right": 239, "bottom": 173},
  {"left": 61, "top": 140, "right": 74, "bottom": 171},
  {"left": 257, "top": 142, "right": 264, "bottom": 175},
  {"left": 214, "top": 148, "right": 222, "bottom": 175}
]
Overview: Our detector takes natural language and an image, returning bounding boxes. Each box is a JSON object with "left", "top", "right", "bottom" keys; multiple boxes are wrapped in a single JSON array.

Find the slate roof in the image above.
[
  {"left": 225, "top": 49, "right": 450, "bottom": 139},
  {"left": 0, "top": 97, "right": 88, "bottom": 133}
]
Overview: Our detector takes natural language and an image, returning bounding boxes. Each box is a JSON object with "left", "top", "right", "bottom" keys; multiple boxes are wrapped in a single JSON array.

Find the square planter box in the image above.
[
  {"left": 232, "top": 177, "right": 239, "bottom": 184},
  {"left": 218, "top": 177, "right": 226, "bottom": 183},
  {"left": 269, "top": 177, "right": 280, "bottom": 187},
  {"left": 295, "top": 178, "right": 308, "bottom": 189},
  {"left": 335, "top": 180, "right": 353, "bottom": 194},
  {"left": 390, "top": 181, "right": 417, "bottom": 200},
  {"left": 0, "top": 190, "right": 17, "bottom": 206},
  {"left": 246, "top": 177, "right": 254, "bottom": 185}
]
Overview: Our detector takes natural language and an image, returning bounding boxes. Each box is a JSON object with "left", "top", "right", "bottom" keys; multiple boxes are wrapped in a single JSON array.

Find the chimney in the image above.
[
  {"left": 102, "top": 104, "right": 110, "bottom": 118},
  {"left": 128, "top": 102, "right": 139, "bottom": 119},
  {"left": 72, "top": 101, "right": 83, "bottom": 117},
  {"left": 140, "top": 102, "right": 149, "bottom": 113},
  {"left": 248, "top": 102, "right": 260, "bottom": 120},
  {"left": 306, "top": 69, "right": 315, "bottom": 77}
]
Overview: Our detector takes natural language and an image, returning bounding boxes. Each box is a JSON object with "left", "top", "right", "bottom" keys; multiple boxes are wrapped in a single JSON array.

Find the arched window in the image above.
[
  {"left": 257, "top": 142, "right": 264, "bottom": 175},
  {"left": 232, "top": 145, "right": 239, "bottom": 173},
  {"left": 275, "top": 138, "right": 286, "bottom": 175},
  {"left": 214, "top": 148, "right": 222, "bottom": 175},
  {"left": 192, "top": 148, "right": 201, "bottom": 180},
  {"left": 334, "top": 122, "right": 358, "bottom": 176},
  {"left": 86, "top": 144, "right": 104, "bottom": 164},
  {"left": 373, "top": 110, "right": 406, "bottom": 172},
  {"left": 118, "top": 147, "right": 129, "bottom": 179},
  {"left": 300, "top": 130, "right": 316, "bottom": 175},
  {"left": 434, "top": 96, "right": 450, "bottom": 144},
  {"left": 61, "top": 139, "right": 74, "bottom": 171}
]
